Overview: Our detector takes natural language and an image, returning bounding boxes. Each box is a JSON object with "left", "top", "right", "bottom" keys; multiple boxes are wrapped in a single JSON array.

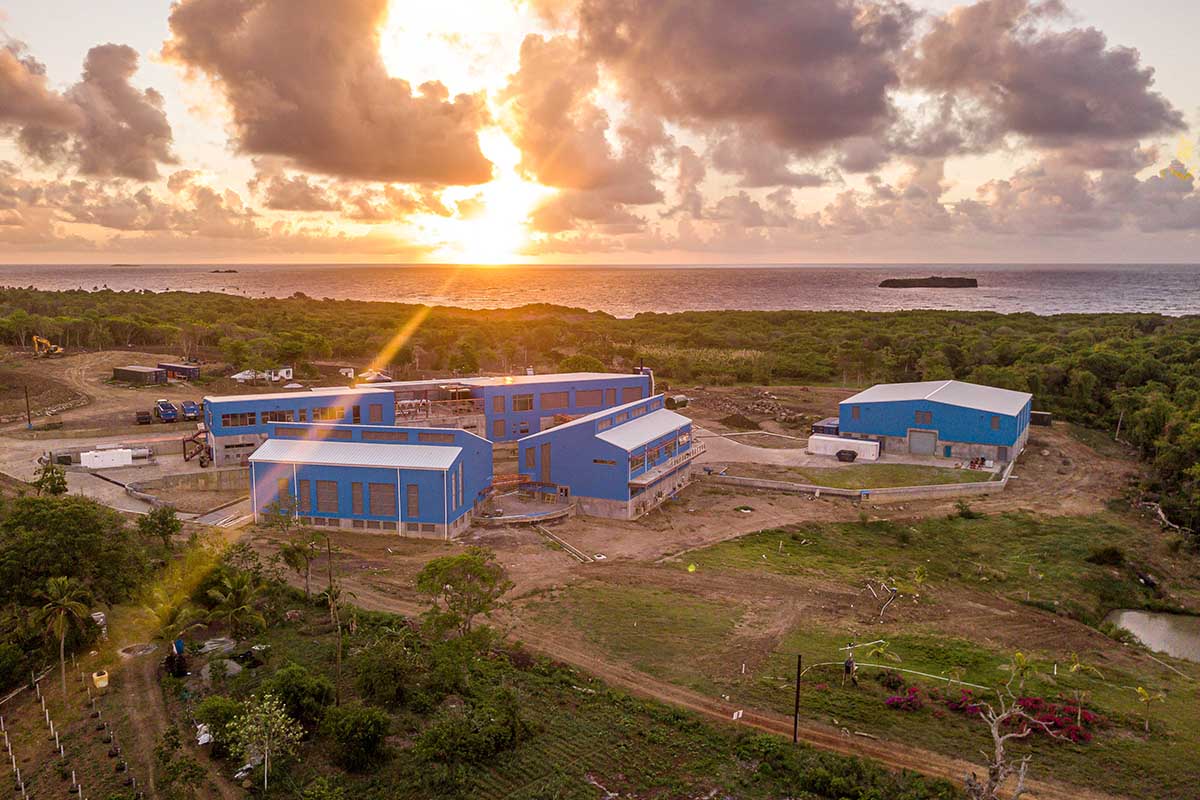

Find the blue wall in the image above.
[
  {"left": 516, "top": 395, "right": 691, "bottom": 502},
  {"left": 838, "top": 397, "right": 1031, "bottom": 447},
  {"left": 477, "top": 373, "right": 652, "bottom": 442},
  {"left": 264, "top": 422, "right": 493, "bottom": 508},
  {"left": 204, "top": 389, "right": 395, "bottom": 439}
]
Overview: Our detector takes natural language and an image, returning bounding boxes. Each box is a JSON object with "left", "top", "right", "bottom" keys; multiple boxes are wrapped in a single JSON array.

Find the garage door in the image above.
[{"left": 908, "top": 430, "right": 937, "bottom": 455}]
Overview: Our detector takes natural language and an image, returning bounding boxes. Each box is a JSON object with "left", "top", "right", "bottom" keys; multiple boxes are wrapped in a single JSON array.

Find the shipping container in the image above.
[{"left": 806, "top": 434, "right": 880, "bottom": 461}]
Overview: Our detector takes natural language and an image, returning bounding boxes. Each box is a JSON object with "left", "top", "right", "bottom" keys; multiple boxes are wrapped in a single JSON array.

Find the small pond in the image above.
[{"left": 1104, "top": 609, "right": 1200, "bottom": 663}]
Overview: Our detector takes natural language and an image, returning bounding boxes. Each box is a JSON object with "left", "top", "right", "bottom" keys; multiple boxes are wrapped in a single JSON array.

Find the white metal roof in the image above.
[
  {"left": 840, "top": 380, "right": 1031, "bottom": 416},
  {"left": 248, "top": 438, "right": 459, "bottom": 470},
  {"left": 204, "top": 386, "right": 394, "bottom": 404},
  {"left": 595, "top": 408, "right": 691, "bottom": 451}
]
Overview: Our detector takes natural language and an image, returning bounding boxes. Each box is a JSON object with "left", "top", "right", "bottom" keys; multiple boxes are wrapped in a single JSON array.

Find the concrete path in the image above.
[{"left": 694, "top": 427, "right": 829, "bottom": 467}]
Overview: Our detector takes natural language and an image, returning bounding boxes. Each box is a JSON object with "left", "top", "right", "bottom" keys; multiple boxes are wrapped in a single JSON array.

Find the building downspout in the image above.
[
  {"left": 291, "top": 463, "right": 298, "bottom": 519},
  {"left": 396, "top": 467, "right": 403, "bottom": 536},
  {"left": 251, "top": 462, "right": 258, "bottom": 524},
  {"left": 443, "top": 469, "right": 449, "bottom": 540}
]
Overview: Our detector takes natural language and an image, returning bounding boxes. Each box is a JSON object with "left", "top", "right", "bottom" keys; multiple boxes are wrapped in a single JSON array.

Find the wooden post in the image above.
[
  {"left": 792, "top": 653, "right": 802, "bottom": 744},
  {"left": 24, "top": 386, "right": 32, "bottom": 430}
]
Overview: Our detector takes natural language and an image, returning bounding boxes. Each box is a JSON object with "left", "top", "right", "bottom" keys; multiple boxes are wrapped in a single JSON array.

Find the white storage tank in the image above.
[
  {"left": 806, "top": 434, "right": 880, "bottom": 461},
  {"left": 81, "top": 448, "right": 134, "bottom": 469}
]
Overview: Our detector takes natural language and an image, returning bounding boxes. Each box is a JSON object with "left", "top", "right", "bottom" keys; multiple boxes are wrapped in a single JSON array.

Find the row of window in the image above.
[
  {"left": 494, "top": 386, "right": 642, "bottom": 415},
  {"left": 848, "top": 405, "right": 1004, "bottom": 431},
  {"left": 283, "top": 479, "right": 420, "bottom": 518},
  {"left": 221, "top": 403, "right": 385, "bottom": 429}
]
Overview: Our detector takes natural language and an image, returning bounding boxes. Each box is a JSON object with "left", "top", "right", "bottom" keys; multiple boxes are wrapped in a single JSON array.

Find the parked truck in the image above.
[{"left": 153, "top": 399, "right": 179, "bottom": 423}]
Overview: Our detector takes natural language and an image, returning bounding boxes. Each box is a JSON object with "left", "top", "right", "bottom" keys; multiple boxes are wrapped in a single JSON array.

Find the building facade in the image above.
[
  {"left": 362, "top": 370, "right": 654, "bottom": 442},
  {"left": 516, "top": 394, "right": 697, "bottom": 519},
  {"left": 248, "top": 423, "right": 492, "bottom": 538},
  {"left": 837, "top": 380, "right": 1032, "bottom": 462},
  {"left": 203, "top": 387, "right": 396, "bottom": 467}
]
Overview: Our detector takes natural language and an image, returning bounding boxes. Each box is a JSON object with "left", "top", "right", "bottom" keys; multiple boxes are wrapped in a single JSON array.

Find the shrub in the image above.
[
  {"left": 884, "top": 686, "right": 924, "bottom": 712},
  {"left": 353, "top": 635, "right": 421, "bottom": 708},
  {"left": 414, "top": 689, "right": 527, "bottom": 765},
  {"left": 1085, "top": 546, "right": 1125, "bottom": 566},
  {"left": 263, "top": 662, "right": 334, "bottom": 727},
  {"left": 320, "top": 704, "right": 390, "bottom": 770},
  {"left": 194, "top": 695, "right": 242, "bottom": 758}
]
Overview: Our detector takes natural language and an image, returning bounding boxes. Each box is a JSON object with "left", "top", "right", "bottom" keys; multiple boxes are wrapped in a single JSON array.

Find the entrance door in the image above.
[
  {"left": 997, "top": 446, "right": 1008, "bottom": 462},
  {"left": 908, "top": 430, "right": 937, "bottom": 455},
  {"left": 540, "top": 442, "right": 551, "bottom": 483}
]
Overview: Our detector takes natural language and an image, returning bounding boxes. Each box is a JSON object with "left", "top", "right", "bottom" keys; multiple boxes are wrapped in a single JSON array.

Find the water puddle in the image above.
[{"left": 1104, "top": 609, "right": 1200, "bottom": 662}]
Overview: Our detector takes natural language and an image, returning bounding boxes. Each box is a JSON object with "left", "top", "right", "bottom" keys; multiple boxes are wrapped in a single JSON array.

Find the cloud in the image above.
[
  {"left": 163, "top": 0, "right": 492, "bottom": 185},
  {"left": 709, "top": 129, "right": 835, "bottom": 188},
  {"left": 0, "top": 41, "right": 85, "bottom": 129},
  {"left": 578, "top": 0, "right": 916, "bottom": 154},
  {"left": 907, "top": 0, "right": 1184, "bottom": 157},
  {"left": 3, "top": 41, "right": 174, "bottom": 180},
  {"left": 249, "top": 159, "right": 338, "bottom": 212}
]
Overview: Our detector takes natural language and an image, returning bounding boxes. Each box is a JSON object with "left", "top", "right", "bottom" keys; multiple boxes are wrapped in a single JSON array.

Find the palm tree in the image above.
[
  {"left": 38, "top": 577, "right": 90, "bottom": 699},
  {"left": 144, "top": 590, "right": 206, "bottom": 645},
  {"left": 207, "top": 573, "right": 266, "bottom": 639}
]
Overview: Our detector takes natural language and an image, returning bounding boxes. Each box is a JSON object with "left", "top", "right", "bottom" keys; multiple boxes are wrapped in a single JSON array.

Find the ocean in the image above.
[{"left": 2, "top": 263, "right": 1198, "bottom": 318}]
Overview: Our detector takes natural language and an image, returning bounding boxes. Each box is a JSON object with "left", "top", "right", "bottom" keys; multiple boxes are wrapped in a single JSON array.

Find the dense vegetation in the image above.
[
  {"left": 0, "top": 487, "right": 154, "bottom": 692},
  {"left": 1, "top": 287, "right": 1197, "bottom": 524}
]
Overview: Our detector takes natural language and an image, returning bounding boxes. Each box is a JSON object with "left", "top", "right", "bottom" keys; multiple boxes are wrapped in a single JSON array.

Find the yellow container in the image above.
[{"left": 92, "top": 671, "right": 109, "bottom": 689}]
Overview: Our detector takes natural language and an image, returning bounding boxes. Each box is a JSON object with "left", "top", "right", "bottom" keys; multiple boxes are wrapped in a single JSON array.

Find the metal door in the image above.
[
  {"left": 908, "top": 430, "right": 937, "bottom": 455},
  {"left": 540, "top": 443, "right": 551, "bottom": 483}
]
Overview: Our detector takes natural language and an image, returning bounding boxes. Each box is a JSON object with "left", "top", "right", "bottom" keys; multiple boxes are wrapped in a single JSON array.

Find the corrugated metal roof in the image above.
[
  {"left": 840, "top": 380, "right": 1031, "bottom": 416},
  {"left": 204, "top": 386, "right": 394, "bottom": 404},
  {"left": 347, "top": 372, "right": 646, "bottom": 391},
  {"left": 595, "top": 408, "right": 691, "bottom": 451},
  {"left": 248, "top": 438, "right": 459, "bottom": 470}
]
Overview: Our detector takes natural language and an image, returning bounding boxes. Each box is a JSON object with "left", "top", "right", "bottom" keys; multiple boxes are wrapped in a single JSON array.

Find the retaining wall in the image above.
[{"left": 704, "top": 461, "right": 1013, "bottom": 502}]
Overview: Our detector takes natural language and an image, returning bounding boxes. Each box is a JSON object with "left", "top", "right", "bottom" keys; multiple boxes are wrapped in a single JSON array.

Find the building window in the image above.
[
  {"left": 352, "top": 406, "right": 361, "bottom": 424},
  {"left": 363, "top": 430, "right": 407, "bottom": 441},
  {"left": 593, "top": 458, "right": 616, "bottom": 466},
  {"left": 299, "top": 408, "right": 307, "bottom": 422},
  {"left": 298, "top": 480, "right": 311, "bottom": 513},
  {"left": 621, "top": 387, "right": 642, "bottom": 403},
  {"left": 418, "top": 432, "right": 456, "bottom": 443},
  {"left": 221, "top": 412, "right": 254, "bottom": 428},
  {"left": 615, "top": 412, "right": 629, "bottom": 423},
  {"left": 576, "top": 389, "right": 602, "bottom": 406},
  {"left": 513, "top": 394, "right": 534, "bottom": 411},
  {"left": 492, "top": 419, "right": 505, "bottom": 439},
  {"left": 316, "top": 480, "right": 338, "bottom": 514},
  {"left": 990, "top": 415, "right": 1001, "bottom": 430},
  {"left": 327, "top": 429, "right": 353, "bottom": 440},
  {"left": 679, "top": 431, "right": 691, "bottom": 446},
  {"left": 407, "top": 484, "right": 420, "bottom": 517},
  {"left": 631, "top": 405, "right": 646, "bottom": 417},
  {"left": 605, "top": 388, "right": 616, "bottom": 405},
  {"left": 851, "top": 405, "right": 861, "bottom": 421},
  {"left": 664, "top": 440, "right": 676, "bottom": 456},
  {"left": 517, "top": 421, "right": 529, "bottom": 434},
  {"left": 492, "top": 395, "right": 504, "bottom": 413},
  {"left": 449, "top": 472, "right": 456, "bottom": 509},
  {"left": 457, "top": 463, "right": 464, "bottom": 507},
  {"left": 421, "top": 523, "right": 435, "bottom": 533},
  {"left": 351, "top": 482, "right": 364, "bottom": 515},
  {"left": 630, "top": 455, "right": 646, "bottom": 471},
  {"left": 649, "top": 398, "right": 662, "bottom": 410},
  {"left": 540, "top": 391, "right": 568, "bottom": 410},
  {"left": 405, "top": 522, "right": 419, "bottom": 532},
  {"left": 915, "top": 410, "right": 933, "bottom": 425},
  {"left": 368, "top": 483, "right": 396, "bottom": 516},
  {"left": 312, "top": 406, "right": 345, "bottom": 422},
  {"left": 648, "top": 447, "right": 660, "bottom": 462},
  {"left": 597, "top": 418, "right": 613, "bottom": 431},
  {"left": 368, "top": 404, "right": 383, "bottom": 423},
  {"left": 273, "top": 426, "right": 306, "bottom": 438},
  {"left": 524, "top": 448, "right": 535, "bottom": 469},
  {"left": 276, "top": 479, "right": 290, "bottom": 503},
  {"left": 261, "top": 410, "right": 294, "bottom": 424}
]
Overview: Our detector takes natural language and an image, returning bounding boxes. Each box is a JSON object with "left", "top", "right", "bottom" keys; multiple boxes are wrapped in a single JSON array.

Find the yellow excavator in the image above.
[{"left": 32, "top": 335, "right": 65, "bottom": 358}]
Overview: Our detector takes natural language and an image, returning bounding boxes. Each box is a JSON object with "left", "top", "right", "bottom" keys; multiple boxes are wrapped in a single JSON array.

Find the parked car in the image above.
[
  {"left": 153, "top": 399, "right": 178, "bottom": 423},
  {"left": 836, "top": 449, "right": 858, "bottom": 463},
  {"left": 180, "top": 400, "right": 200, "bottom": 420},
  {"left": 134, "top": 410, "right": 152, "bottom": 425}
]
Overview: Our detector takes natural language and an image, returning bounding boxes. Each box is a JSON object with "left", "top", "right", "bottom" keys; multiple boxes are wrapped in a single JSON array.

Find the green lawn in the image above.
[{"left": 726, "top": 462, "right": 996, "bottom": 489}]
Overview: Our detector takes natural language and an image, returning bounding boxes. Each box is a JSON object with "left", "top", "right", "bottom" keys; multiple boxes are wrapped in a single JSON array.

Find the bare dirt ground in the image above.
[{"left": 680, "top": 384, "right": 854, "bottom": 435}]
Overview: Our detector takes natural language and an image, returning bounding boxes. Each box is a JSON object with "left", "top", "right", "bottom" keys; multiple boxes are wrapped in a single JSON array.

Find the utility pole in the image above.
[
  {"left": 792, "top": 654, "right": 802, "bottom": 743},
  {"left": 24, "top": 385, "right": 32, "bottom": 430}
]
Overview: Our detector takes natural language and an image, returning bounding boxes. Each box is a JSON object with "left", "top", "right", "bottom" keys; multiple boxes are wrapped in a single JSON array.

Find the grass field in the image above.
[{"left": 726, "top": 462, "right": 996, "bottom": 489}]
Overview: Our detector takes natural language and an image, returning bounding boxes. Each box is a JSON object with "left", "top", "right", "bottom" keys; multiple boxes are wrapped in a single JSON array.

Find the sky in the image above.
[{"left": 0, "top": 0, "right": 1198, "bottom": 264}]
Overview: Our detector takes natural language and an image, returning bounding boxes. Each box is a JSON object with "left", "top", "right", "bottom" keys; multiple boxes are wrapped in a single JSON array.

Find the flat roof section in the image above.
[
  {"left": 248, "top": 438, "right": 460, "bottom": 470},
  {"left": 204, "top": 386, "right": 395, "bottom": 404},
  {"left": 595, "top": 408, "right": 691, "bottom": 451},
  {"left": 840, "top": 380, "right": 1031, "bottom": 416}
]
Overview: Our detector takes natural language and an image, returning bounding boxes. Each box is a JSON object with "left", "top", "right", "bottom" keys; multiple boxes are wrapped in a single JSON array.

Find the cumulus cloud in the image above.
[
  {"left": 163, "top": 0, "right": 492, "bottom": 185},
  {"left": 578, "top": 0, "right": 915, "bottom": 154},
  {"left": 709, "top": 130, "right": 835, "bottom": 188},
  {"left": 0, "top": 42, "right": 84, "bottom": 129},
  {"left": 907, "top": 0, "right": 1184, "bottom": 158},
  {"left": 248, "top": 159, "right": 338, "bottom": 212},
  {"left": 3, "top": 41, "right": 174, "bottom": 180}
]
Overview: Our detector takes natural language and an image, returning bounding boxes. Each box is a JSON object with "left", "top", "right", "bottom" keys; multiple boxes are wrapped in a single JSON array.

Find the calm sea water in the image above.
[{"left": 2, "top": 263, "right": 1198, "bottom": 318}]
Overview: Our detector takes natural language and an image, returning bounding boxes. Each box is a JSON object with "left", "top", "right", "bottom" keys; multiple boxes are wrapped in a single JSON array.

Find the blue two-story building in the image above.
[
  {"left": 516, "top": 394, "right": 697, "bottom": 519},
  {"left": 248, "top": 422, "right": 492, "bottom": 539},
  {"left": 203, "top": 387, "right": 396, "bottom": 466},
  {"left": 364, "top": 370, "right": 655, "bottom": 442},
  {"left": 838, "top": 380, "right": 1032, "bottom": 462}
]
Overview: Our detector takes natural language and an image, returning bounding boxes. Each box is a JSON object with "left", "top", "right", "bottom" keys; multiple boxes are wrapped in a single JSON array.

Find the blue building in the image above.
[
  {"left": 248, "top": 422, "right": 492, "bottom": 538},
  {"left": 363, "top": 370, "right": 654, "bottom": 442},
  {"left": 203, "top": 387, "right": 396, "bottom": 466},
  {"left": 516, "top": 394, "right": 697, "bottom": 519},
  {"left": 838, "top": 380, "right": 1032, "bottom": 462}
]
